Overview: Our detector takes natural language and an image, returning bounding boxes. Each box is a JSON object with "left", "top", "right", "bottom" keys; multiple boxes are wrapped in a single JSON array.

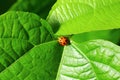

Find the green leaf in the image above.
[
  {"left": 47, "top": 0, "right": 120, "bottom": 35},
  {"left": 56, "top": 39, "right": 120, "bottom": 80},
  {"left": 71, "top": 29, "right": 120, "bottom": 44},
  {"left": 0, "top": 41, "right": 63, "bottom": 80},
  {"left": 0, "top": 11, "right": 53, "bottom": 72},
  {"left": 9, "top": 0, "right": 57, "bottom": 18}
]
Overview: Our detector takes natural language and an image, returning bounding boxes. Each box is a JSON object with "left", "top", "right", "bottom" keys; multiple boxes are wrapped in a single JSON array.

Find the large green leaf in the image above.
[
  {"left": 47, "top": 0, "right": 120, "bottom": 35},
  {"left": 0, "top": 11, "right": 53, "bottom": 73},
  {"left": 56, "top": 39, "right": 120, "bottom": 79},
  {"left": 9, "top": 0, "right": 57, "bottom": 18},
  {"left": 0, "top": 41, "right": 63, "bottom": 80}
]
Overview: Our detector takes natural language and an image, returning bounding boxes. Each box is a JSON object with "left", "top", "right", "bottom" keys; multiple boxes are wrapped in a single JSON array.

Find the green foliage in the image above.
[
  {"left": 9, "top": 0, "right": 57, "bottom": 18},
  {"left": 0, "top": 0, "right": 57, "bottom": 18},
  {"left": 57, "top": 39, "right": 120, "bottom": 80},
  {"left": 0, "top": 0, "right": 120, "bottom": 80},
  {"left": 47, "top": 0, "right": 120, "bottom": 35},
  {"left": 0, "top": 41, "right": 63, "bottom": 80},
  {"left": 71, "top": 29, "right": 120, "bottom": 44},
  {"left": 0, "top": 11, "right": 53, "bottom": 74}
]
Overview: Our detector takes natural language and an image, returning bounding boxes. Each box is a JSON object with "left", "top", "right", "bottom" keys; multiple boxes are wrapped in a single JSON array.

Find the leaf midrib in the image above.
[{"left": 71, "top": 41, "right": 99, "bottom": 80}]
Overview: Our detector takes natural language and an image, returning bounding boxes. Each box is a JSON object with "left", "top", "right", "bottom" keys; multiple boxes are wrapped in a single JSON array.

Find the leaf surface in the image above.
[
  {"left": 0, "top": 41, "right": 63, "bottom": 80},
  {"left": 47, "top": 0, "right": 120, "bottom": 35},
  {"left": 56, "top": 39, "right": 120, "bottom": 80},
  {"left": 0, "top": 11, "right": 53, "bottom": 73}
]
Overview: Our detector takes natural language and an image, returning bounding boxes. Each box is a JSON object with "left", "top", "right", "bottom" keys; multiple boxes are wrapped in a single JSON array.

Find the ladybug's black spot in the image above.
[{"left": 63, "top": 43, "right": 66, "bottom": 45}]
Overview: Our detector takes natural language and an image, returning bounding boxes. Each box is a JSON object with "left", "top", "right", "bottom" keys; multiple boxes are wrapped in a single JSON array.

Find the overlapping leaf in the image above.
[
  {"left": 47, "top": 0, "right": 120, "bottom": 35},
  {"left": 56, "top": 39, "right": 120, "bottom": 80}
]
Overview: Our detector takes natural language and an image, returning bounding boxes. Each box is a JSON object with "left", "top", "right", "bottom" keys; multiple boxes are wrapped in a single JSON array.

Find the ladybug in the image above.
[{"left": 58, "top": 36, "right": 69, "bottom": 46}]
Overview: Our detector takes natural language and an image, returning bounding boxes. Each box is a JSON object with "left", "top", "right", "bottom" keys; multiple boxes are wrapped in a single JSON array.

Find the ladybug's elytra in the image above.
[{"left": 58, "top": 36, "right": 69, "bottom": 46}]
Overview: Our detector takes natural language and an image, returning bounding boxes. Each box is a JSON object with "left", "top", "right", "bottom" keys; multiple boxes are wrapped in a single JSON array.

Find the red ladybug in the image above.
[{"left": 58, "top": 36, "right": 69, "bottom": 46}]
